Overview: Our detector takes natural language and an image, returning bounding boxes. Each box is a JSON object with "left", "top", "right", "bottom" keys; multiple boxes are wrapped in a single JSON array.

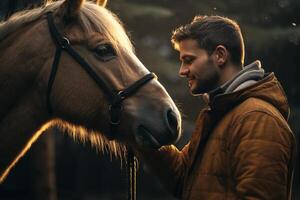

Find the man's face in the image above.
[{"left": 178, "top": 39, "right": 220, "bottom": 95}]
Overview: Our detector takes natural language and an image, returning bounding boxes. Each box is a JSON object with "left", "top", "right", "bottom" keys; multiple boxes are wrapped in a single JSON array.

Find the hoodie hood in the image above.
[
  {"left": 209, "top": 65, "right": 290, "bottom": 120},
  {"left": 222, "top": 60, "right": 265, "bottom": 93}
]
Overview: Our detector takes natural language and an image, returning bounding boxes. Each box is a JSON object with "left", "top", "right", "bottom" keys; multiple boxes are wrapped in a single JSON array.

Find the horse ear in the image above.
[
  {"left": 60, "top": 0, "right": 85, "bottom": 20},
  {"left": 95, "top": 0, "right": 107, "bottom": 7}
]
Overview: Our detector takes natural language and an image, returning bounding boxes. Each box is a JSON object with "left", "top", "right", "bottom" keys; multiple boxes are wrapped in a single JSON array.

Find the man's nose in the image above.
[{"left": 179, "top": 65, "right": 189, "bottom": 77}]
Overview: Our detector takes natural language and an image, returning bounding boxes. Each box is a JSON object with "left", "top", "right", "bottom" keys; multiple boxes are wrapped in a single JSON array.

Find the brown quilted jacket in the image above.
[{"left": 134, "top": 73, "right": 297, "bottom": 200}]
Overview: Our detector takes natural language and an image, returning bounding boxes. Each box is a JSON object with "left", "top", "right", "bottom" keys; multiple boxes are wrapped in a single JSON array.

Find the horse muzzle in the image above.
[{"left": 135, "top": 108, "right": 181, "bottom": 149}]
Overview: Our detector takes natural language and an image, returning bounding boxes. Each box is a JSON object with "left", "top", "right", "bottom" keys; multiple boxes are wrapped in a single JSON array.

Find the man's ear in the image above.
[
  {"left": 60, "top": 0, "right": 84, "bottom": 22},
  {"left": 213, "top": 45, "right": 228, "bottom": 67}
]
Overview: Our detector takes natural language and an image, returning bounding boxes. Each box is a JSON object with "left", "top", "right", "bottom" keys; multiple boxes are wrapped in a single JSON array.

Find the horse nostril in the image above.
[{"left": 166, "top": 109, "right": 179, "bottom": 137}]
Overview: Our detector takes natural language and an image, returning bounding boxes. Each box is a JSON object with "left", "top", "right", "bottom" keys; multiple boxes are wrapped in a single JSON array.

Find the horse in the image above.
[{"left": 0, "top": 0, "right": 182, "bottom": 183}]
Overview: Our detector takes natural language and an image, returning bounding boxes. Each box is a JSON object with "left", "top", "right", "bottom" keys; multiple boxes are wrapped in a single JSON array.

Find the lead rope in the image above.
[{"left": 126, "top": 147, "right": 137, "bottom": 200}]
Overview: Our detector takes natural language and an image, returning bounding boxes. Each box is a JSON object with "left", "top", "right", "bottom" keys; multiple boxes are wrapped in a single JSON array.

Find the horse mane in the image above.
[
  {"left": 53, "top": 119, "right": 127, "bottom": 164},
  {"left": 0, "top": 1, "right": 134, "bottom": 55},
  {"left": 0, "top": 0, "right": 135, "bottom": 162},
  {"left": 0, "top": 1, "right": 55, "bottom": 40}
]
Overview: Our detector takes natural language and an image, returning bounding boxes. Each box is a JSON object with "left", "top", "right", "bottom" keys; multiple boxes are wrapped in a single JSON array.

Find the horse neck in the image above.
[
  {"left": 0, "top": 18, "right": 53, "bottom": 182},
  {"left": 0, "top": 17, "right": 54, "bottom": 118},
  {"left": 0, "top": 88, "right": 51, "bottom": 183}
]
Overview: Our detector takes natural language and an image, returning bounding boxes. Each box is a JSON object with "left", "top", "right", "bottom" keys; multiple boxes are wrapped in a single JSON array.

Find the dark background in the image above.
[{"left": 0, "top": 0, "right": 299, "bottom": 199}]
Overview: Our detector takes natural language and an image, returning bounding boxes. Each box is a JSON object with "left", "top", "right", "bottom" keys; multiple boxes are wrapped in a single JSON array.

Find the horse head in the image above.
[
  {"left": 0, "top": 0, "right": 182, "bottom": 182},
  {"left": 44, "top": 0, "right": 182, "bottom": 147}
]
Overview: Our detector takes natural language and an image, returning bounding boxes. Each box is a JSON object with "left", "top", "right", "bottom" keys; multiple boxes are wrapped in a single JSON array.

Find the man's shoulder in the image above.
[
  {"left": 230, "top": 97, "right": 288, "bottom": 126},
  {"left": 238, "top": 97, "right": 274, "bottom": 111}
]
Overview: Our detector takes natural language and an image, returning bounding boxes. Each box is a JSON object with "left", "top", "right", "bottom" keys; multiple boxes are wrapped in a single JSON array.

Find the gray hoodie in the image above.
[
  {"left": 209, "top": 60, "right": 265, "bottom": 98},
  {"left": 222, "top": 60, "right": 265, "bottom": 93}
]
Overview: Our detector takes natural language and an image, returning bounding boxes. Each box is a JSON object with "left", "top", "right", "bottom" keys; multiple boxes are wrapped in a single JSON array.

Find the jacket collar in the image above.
[{"left": 208, "top": 73, "right": 290, "bottom": 120}]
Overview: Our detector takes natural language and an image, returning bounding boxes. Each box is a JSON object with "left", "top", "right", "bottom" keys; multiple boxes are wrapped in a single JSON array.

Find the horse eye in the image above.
[{"left": 94, "top": 44, "right": 116, "bottom": 61}]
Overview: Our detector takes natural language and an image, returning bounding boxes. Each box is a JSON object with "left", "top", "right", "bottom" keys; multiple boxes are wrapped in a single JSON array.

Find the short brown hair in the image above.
[{"left": 171, "top": 15, "right": 245, "bottom": 66}]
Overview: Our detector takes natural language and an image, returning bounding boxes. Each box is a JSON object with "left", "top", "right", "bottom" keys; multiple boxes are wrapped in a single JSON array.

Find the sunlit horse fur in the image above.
[{"left": 0, "top": 0, "right": 181, "bottom": 183}]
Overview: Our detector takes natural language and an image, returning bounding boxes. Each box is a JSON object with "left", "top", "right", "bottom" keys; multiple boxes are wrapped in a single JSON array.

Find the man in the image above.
[{"left": 132, "top": 15, "right": 297, "bottom": 199}]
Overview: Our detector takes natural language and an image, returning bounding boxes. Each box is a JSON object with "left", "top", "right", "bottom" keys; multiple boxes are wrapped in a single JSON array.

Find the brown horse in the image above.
[{"left": 0, "top": 0, "right": 182, "bottom": 183}]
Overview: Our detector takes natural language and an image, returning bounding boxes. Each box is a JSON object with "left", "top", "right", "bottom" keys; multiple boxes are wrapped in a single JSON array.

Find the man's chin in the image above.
[{"left": 189, "top": 83, "right": 212, "bottom": 95}]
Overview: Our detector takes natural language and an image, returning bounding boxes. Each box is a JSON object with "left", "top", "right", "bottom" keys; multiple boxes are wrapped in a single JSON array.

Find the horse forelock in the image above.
[{"left": 79, "top": 2, "right": 136, "bottom": 67}]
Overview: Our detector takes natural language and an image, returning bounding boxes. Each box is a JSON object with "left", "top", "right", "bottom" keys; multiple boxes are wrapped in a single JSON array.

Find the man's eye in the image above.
[
  {"left": 94, "top": 44, "right": 116, "bottom": 61},
  {"left": 183, "top": 58, "right": 193, "bottom": 64}
]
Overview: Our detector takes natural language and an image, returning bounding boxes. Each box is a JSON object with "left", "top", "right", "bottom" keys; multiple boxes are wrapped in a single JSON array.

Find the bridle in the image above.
[
  {"left": 46, "top": 12, "right": 154, "bottom": 200},
  {"left": 46, "top": 11, "right": 156, "bottom": 138}
]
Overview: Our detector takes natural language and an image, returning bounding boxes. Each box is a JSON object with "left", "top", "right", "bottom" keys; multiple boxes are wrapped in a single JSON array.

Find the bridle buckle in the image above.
[
  {"left": 117, "top": 90, "right": 126, "bottom": 100},
  {"left": 60, "top": 37, "right": 70, "bottom": 49}
]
